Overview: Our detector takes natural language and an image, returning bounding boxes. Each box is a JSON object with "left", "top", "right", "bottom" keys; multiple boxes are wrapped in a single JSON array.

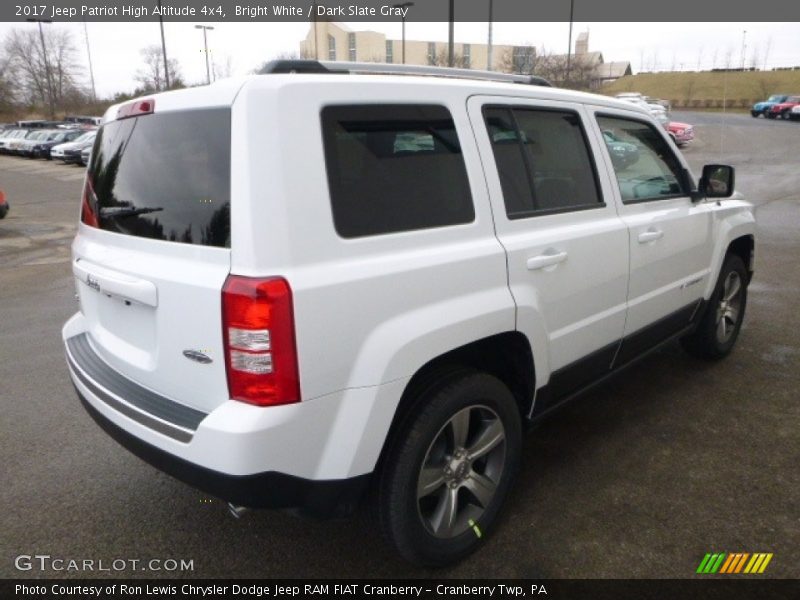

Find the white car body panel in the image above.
[{"left": 62, "top": 73, "right": 756, "bottom": 486}]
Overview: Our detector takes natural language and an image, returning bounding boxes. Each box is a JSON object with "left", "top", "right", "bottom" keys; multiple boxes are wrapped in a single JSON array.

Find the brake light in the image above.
[
  {"left": 117, "top": 98, "right": 155, "bottom": 120},
  {"left": 222, "top": 276, "right": 300, "bottom": 406},
  {"left": 81, "top": 177, "right": 98, "bottom": 228}
]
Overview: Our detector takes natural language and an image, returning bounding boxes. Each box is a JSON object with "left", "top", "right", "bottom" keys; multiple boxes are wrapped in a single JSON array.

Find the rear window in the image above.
[
  {"left": 86, "top": 108, "right": 231, "bottom": 248},
  {"left": 321, "top": 104, "right": 474, "bottom": 238}
]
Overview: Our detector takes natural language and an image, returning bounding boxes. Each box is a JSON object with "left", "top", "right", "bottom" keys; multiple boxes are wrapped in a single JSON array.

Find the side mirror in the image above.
[{"left": 695, "top": 164, "right": 735, "bottom": 201}]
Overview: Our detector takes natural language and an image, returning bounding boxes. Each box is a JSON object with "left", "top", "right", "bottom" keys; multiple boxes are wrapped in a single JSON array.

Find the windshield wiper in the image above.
[{"left": 99, "top": 206, "right": 164, "bottom": 219}]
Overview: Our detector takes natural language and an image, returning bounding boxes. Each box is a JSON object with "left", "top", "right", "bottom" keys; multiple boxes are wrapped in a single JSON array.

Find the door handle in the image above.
[
  {"left": 526, "top": 250, "right": 568, "bottom": 271},
  {"left": 637, "top": 229, "right": 664, "bottom": 243}
]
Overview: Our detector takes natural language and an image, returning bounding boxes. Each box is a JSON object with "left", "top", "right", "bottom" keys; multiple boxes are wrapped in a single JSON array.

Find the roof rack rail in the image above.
[{"left": 257, "top": 59, "right": 552, "bottom": 87}]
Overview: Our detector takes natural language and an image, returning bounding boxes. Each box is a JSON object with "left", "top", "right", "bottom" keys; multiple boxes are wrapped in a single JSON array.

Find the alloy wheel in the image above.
[
  {"left": 716, "top": 271, "right": 743, "bottom": 344},
  {"left": 416, "top": 405, "right": 506, "bottom": 539}
]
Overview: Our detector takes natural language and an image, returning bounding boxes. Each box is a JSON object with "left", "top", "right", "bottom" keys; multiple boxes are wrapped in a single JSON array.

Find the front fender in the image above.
[{"left": 703, "top": 198, "right": 756, "bottom": 299}]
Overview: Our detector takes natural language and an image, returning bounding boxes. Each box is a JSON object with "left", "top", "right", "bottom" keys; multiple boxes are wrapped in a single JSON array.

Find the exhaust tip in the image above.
[{"left": 227, "top": 502, "right": 249, "bottom": 519}]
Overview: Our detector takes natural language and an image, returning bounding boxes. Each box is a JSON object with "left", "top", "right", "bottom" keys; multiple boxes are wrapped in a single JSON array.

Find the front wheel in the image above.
[
  {"left": 379, "top": 370, "right": 522, "bottom": 566},
  {"left": 781, "top": 110, "right": 791, "bottom": 120},
  {"left": 681, "top": 254, "right": 748, "bottom": 359}
]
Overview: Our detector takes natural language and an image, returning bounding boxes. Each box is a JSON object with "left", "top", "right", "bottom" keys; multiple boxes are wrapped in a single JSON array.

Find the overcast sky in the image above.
[{"left": 0, "top": 21, "right": 798, "bottom": 97}]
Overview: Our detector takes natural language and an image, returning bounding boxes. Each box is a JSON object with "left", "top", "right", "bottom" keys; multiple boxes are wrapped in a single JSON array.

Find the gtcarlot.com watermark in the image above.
[{"left": 14, "top": 554, "right": 194, "bottom": 573}]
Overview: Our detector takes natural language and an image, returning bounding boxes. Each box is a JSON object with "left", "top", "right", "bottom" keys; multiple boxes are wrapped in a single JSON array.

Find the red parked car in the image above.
[
  {"left": 667, "top": 121, "right": 695, "bottom": 146},
  {"left": 767, "top": 95, "right": 800, "bottom": 120},
  {"left": 0, "top": 190, "right": 8, "bottom": 219},
  {"left": 656, "top": 114, "right": 695, "bottom": 147}
]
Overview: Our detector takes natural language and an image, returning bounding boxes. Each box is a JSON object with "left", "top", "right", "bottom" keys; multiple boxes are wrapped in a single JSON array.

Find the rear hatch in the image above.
[{"left": 73, "top": 102, "right": 232, "bottom": 414}]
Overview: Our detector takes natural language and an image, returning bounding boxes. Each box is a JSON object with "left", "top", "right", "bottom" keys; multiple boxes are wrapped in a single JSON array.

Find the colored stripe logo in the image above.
[{"left": 696, "top": 552, "right": 773, "bottom": 574}]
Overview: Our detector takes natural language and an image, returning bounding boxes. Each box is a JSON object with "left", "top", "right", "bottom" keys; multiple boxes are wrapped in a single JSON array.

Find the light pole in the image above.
[
  {"left": 566, "top": 0, "right": 575, "bottom": 84},
  {"left": 156, "top": 0, "right": 170, "bottom": 89},
  {"left": 195, "top": 25, "right": 215, "bottom": 84},
  {"left": 82, "top": 21, "right": 97, "bottom": 103},
  {"left": 740, "top": 30, "right": 747, "bottom": 70},
  {"left": 26, "top": 18, "right": 55, "bottom": 119},
  {"left": 392, "top": 2, "right": 414, "bottom": 64},
  {"left": 448, "top": 0, "right": 454, "bottom": 67},
  {"left": 487, "top": 0, "right": 493, "bottom": 70}
]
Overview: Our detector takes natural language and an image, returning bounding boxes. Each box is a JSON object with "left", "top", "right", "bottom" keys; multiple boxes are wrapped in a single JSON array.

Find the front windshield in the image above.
[{"left": 768, "top": 95, "right": 783, "bottom": 102}]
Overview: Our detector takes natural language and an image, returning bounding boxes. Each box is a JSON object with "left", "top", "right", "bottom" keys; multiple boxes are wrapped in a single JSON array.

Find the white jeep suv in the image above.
[{"left": 63, "top": 61, "right": 755, "bottom": 566}]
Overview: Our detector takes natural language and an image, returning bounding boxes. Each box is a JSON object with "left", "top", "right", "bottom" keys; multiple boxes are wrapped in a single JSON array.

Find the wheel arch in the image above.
[
  {"left": 373, "top": 331, "right": 535, "bottom": 476},
  {"left": 703, "top": 209, "right": 756, "bottom": 300}
]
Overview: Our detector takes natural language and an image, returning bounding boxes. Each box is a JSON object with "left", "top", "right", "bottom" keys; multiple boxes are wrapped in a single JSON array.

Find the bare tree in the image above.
[
  {"left": 498, "top": 45, "right": 596, "bottom": 90},
  {"left": 0, "top": 50, "right": 18, "bottom": 112},
  {"left": 696, "top": 46, "right": 704, "bottom": 71},
  {"left": 135, "top": 45, "right": 183, "bottom": 91},
  {"left": 750, "top": 45, "right": 761, "bottom": 70},
  {"left": 762, "top": 36, "right": 772, "bottom": 71},
  {"left": 431, "top": 52, "right": 470, "bottom": 69},
  {"left": 723, "top": 47, "right": 733, "bottom": 69},
  {"left": 711, "top": 47, "right": 718, "bottom": 70},
  {"left": 213, "top": 55, "right": 234, "bottom": 79},
  {"left": 498, "top": 44, "right": 540, "bottom": 75},
  {"left": 4, "top": 27, "right": 84, "bottom": 114}
]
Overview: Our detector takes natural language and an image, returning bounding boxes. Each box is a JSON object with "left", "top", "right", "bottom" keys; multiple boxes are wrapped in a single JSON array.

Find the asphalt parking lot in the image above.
[{"left": 1, "top": 112, "right": 798, "bottom": 579}]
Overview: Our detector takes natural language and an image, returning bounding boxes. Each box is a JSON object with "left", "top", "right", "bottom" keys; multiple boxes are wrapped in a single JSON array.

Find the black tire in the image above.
[
  {"left": 681, "top": 254, "right": 748, "bottom": 360},
  {"left": 379, "top": 370, "right": 522, "bottom": 566},
  {"left": 750, "top": 110, "right": 759, "bottom": 117},
  {"left": 781, "top": 110, "right": 791, "bottom": 121}
]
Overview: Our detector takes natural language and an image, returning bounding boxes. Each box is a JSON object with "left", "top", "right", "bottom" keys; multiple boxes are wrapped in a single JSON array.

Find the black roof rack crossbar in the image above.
[{"left": 257, "top": 59, "right": 552, "bottom": 87}]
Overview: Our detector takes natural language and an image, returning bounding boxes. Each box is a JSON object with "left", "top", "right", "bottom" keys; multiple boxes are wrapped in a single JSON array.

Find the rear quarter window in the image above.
[{"left": 321, "top": 104, "right": 475, "bottom": 238}]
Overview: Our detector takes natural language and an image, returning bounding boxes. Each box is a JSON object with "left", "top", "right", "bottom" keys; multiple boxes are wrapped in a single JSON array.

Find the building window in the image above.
[
  {"left": 512, "top": 46, "right": 535, "bottom": 73},
  {"left": 463, "top": 44, "right": 471, "bottom": 68},
  {"left": 386, "top": 40, "right": 394, "bottom": 63},
  {"left": 427, "top": 42, "right": 436, "bottom": 65},
  {"left": 348, "top": 32, "right": 356, "bottom": 61},
  {"left": 328, "top": 35, "right": 336, "bottom": 61}
]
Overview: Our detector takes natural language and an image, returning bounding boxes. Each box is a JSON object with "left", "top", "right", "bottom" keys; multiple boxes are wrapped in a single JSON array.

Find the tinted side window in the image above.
[
  {"left": 484, "top": 107, "right": 603, "bottom": 218},
  {"left": 321, "top": 105, "right": 474, "bottom": 238},
  {"left": 597, "top": 115, "right": 688, "bottom": 203}
]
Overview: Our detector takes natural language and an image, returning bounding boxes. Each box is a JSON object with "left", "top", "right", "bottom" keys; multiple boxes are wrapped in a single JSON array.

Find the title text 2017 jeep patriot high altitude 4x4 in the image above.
[{"left": 63, "top": 61, "right": 755, "bottom": 566}]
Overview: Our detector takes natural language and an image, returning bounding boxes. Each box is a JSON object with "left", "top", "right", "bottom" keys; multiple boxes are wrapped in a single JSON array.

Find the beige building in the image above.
[
  {"left": 299, "top": 24, "right": 631, "bottom": 87},
  {"left": 300, "top": 22, "right": 516, "bottom": 71}
]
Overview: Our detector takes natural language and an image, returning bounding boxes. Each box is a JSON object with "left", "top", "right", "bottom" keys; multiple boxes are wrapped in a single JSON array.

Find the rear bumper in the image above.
[
  {"left": 74, "top": 385, "right": 369, "bottom": 517},
  {"left": 62, "top": 314, "right": 405, "bottom": 515}
]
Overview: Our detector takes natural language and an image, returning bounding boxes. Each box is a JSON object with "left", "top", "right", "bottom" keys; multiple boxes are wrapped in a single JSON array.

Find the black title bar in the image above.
[
  {"left": 5, "top": 0, "right": 800, "bottom": 22},
  {"left": 5, "top": 579, "right": 800, "bottom": 600}
]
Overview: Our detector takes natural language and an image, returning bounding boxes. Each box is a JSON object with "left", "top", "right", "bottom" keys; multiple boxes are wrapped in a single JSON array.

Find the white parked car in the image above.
[
  {"left": 51, "top": 130, "right": 97, "bottom": 161},
  {"left": 63, "top": 61, "right": 755, "bottom": 566},
  {"left": 790, "top": 104, "right": 800, "bottom": 121}
]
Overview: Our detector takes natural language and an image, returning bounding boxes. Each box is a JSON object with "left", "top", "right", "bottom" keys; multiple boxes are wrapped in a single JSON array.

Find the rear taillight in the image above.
[
  {"left": 81, "top": 177, "right": 98, "bottom": 228},
  {"left": 222, "top": 276, "right": 300, "bottom": 407}
]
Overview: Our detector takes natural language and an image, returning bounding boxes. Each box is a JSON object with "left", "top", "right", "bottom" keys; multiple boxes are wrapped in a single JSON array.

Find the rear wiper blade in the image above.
[{"left": 99, "top": 206, "right": 164, "bottom": 218}]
